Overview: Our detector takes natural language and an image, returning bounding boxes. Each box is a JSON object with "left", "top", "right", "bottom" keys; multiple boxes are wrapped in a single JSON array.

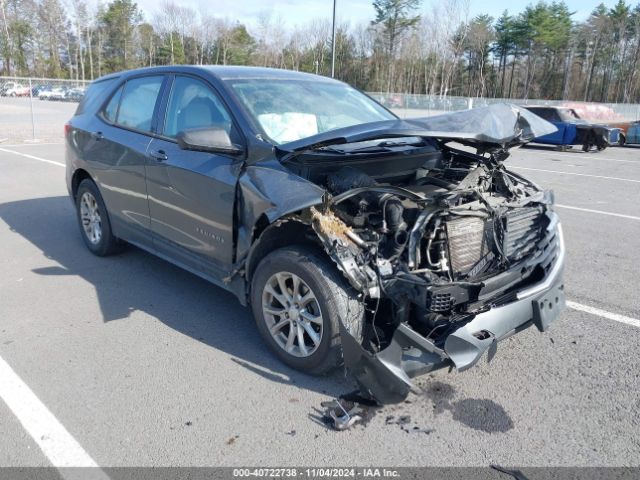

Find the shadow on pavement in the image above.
[{"left": 0, "top": 196, "right": 352, "bottom": 399}]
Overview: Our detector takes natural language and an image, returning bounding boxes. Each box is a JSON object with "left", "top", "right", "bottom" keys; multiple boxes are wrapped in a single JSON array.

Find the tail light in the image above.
[{"left": 64, "top": 123, "right": 71, "bottom": 136}]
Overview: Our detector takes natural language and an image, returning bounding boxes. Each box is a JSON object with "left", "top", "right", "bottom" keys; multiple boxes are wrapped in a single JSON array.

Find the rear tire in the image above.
[
  {"left": 618, "top": 134, "right": 626, "bottom": 146},
  {"left": 250, "top": 246, "right": 365, "bottom": 375},
  {"left": 75, "top": 179, "right": 121, "bottom": 256}
]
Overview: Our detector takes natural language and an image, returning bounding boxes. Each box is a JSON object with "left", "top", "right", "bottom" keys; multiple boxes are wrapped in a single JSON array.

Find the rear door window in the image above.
[{"left": 111, "top": 76, "right": 164, "bottom": 133}]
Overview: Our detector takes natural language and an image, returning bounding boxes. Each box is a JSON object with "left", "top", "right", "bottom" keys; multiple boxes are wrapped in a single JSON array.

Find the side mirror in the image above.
[{"left": 176, "top": 127, "right": 243, "bottom": 156}]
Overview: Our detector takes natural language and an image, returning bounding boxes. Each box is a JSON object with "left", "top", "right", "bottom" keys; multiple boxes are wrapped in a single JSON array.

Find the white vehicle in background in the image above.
[
  {"left": 1, "top": 83, "right": 30, "bottom": 97},
  {"left": 0, "top": 81, "right": 19, "bottom": 96},
  {"left": 39, "top": 86, "right": 66, "bottom": 101}
]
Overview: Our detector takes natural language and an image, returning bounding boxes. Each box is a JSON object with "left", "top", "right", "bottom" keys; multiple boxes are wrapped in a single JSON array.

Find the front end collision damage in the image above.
[{"left": 232, "top": 104, "right": 566, "bottom": 404}]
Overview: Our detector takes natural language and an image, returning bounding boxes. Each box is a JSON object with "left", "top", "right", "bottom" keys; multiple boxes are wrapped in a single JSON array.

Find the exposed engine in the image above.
[{"left": 297, "top": 143, "right": 556, "bottom": 352}]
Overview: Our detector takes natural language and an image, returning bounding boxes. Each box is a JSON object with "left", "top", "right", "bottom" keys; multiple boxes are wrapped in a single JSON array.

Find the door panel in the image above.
[
  {"left": 84, "top": 124, "right": 153, "bottom": 245},
  {"left": 145, "top": 140, "right": 240, "bottom": 277},
  {"left": 145, "top": 75, "right": 242, "bottom": 279},
  {"left": 80, "top": 75, "right": 165, "bottom": 246}
]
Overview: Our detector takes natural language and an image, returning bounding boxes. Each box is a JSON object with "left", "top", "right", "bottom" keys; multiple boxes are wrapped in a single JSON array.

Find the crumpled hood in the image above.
[{"left": 278, "top": 103, "right": 558, "bottom": 153}]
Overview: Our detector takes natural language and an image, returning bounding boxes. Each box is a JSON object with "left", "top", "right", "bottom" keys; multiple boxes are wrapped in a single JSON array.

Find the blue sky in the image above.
[{"left": 134, "top": 0, "right": 622, "bottom": 29}]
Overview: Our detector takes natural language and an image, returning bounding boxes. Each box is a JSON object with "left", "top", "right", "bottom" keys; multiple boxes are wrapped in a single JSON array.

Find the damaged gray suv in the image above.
[{"left": 66, "top": 66, "right": 566, "bottom": 404}]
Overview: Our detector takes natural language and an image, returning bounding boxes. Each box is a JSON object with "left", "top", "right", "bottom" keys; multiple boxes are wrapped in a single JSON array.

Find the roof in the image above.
[{"left": 93, "top": 65, "right": 341, "bottom": 84}]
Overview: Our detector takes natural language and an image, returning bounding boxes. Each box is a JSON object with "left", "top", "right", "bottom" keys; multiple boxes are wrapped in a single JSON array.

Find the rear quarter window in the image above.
[{"left": 75, "top": 77, "right": 119, "bottom": 115}]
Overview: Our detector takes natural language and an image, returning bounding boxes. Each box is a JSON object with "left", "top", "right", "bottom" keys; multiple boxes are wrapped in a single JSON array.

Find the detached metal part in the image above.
[{"left": 320, "top": 399, "right": 364, "bottom": 431}]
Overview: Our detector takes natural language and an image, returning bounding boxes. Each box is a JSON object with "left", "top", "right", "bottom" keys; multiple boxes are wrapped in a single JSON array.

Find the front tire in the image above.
[
  {"left": 250, "top": 246, "right": 365, "bottom": 375},
  {"left": 75, "top": 179, "right": 121, "bottom": 256}
]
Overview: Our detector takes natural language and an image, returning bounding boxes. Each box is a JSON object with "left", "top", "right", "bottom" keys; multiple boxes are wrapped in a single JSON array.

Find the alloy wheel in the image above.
[
  {"left": 262, "top": 271, "right": 323, "bottom": 358},
  {"left": 80, "top": 191, "right": 102, "bottom": 244}
]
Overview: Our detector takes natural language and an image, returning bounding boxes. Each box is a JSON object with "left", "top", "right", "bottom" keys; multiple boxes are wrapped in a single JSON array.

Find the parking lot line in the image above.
[
  {"left": 533, "top": 151, "right": 639, "bottom": 164},
  {"left": 567, "top": 301, "right": 640, "bottom": 329},
  {"left": 511, "top": 166, "right": 640, "bottom": 183},
  {"left": 0, "top": 142, "right": 64, "bottom": 148},
  {"left": 0, "top": 354, "right": 106, "bottom": 473},
  {"left": 556, "top": 204, "right": 640, "bottom": 221},
  {"left": 0, "top": 147, "right": 64, "bottom": 167}
]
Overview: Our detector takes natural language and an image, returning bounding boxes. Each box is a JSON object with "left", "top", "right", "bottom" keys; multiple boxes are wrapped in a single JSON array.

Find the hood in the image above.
[{"left": 277, "top": 103, "right": 558, "bottom": 153}]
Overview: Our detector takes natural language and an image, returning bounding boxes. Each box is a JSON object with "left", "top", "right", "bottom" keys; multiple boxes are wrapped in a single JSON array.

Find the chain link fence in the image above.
[
  {"left": 0, "top": 76, "right": 90, "bottom": 143},
  {"left": 2, "top": 76, "right": 640, "bottom": 143},
  {"left": 369, "top": 92, "right": 640, "bottom": 122}
]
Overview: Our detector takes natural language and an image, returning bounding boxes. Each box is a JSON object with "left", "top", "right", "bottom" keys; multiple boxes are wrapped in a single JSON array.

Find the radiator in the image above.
[{"left": 446, "top": 216, "right": 492, "bottom": 275}]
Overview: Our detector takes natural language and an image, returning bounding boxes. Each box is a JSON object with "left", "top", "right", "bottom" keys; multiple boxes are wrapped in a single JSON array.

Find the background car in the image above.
[
  {"left": 40, "top": 86, "right": 67, "bottom": 101},
  {"left": 2, "top": 83, "right": 30, "bottom": 97},
  {"left": 31, "top": 83, "right": 52, "bottom": 96},
  {"left": 606, "top": 120, "right": 640, "bottom": 145},
  {"left": 0, "top": 81, "right": 19, "bottom": 96},
  {"left": 64, "top": 87, "right": 85, "bottom": 102},
  {"left": 523, "top": 105, "right": 620, "bottom": 151}
]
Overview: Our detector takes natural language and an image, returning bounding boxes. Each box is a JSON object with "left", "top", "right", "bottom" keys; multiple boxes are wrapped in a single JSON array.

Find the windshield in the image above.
[{"left": 228, "top": 79, "right": 396, "bottom": 144}]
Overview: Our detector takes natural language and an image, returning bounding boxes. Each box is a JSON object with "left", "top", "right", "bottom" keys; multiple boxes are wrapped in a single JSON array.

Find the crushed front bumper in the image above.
[{"left": 341, "top": 223, "right": 566, "bottom": 405}]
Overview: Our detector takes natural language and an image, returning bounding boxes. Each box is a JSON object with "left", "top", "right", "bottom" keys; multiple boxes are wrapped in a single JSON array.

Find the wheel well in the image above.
[
  {"left": 71, "top": 168, "right": 92, "bottom": 200},
  {"left": 245, "top": 218, "right": 322, "bottom": 283}
]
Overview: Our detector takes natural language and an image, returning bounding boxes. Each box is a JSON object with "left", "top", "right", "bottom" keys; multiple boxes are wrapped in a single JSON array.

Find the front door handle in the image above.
[{"left": 149, "top": 149, "right": 168, "bottom": 162}]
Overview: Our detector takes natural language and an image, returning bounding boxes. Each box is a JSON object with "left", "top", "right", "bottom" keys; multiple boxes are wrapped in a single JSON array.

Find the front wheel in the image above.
[
  {"left": 75, "top": 179, "right": 121, "bottom": 256},
  {"left": 250, "top": 246, "right": 364, "bottom": 375}
]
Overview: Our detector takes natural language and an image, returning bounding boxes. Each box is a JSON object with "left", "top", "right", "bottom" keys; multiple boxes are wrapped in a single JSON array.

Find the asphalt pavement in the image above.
[{"left": 0, "top": 140, "right": 639, "bottom": 469}]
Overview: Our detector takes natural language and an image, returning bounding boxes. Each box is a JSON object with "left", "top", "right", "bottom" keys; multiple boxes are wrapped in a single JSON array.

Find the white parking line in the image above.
[
  {"left": 0, "top": 355, "right": 109, "bottom": 476},
  {"left": 0, "top": 147, "right": 65, "bottom": 167},
  {"left": 0, "top": 142, "right": 64, "bottom": 147},
  {"left": 567, "top": 301, "right": 640, "bottom": 329},
  {"left": 555, "top": 204, "right": 640, "bottom": 221},
  {"left": 533, "top": 151, "right": 638, "bottom": 164},
  {"left": 511, "top": 166, "right": 640, "bottom": 183}
]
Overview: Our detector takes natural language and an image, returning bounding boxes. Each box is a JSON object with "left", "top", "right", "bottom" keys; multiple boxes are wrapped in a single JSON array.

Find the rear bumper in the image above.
[{"left": 342, "top": 223, "right": 566, "bottom": 405}]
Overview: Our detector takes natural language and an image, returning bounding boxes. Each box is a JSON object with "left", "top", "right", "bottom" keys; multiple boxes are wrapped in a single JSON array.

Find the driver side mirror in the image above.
[{"left": 176, "top": 127, "right": 243, "bottom": 156}]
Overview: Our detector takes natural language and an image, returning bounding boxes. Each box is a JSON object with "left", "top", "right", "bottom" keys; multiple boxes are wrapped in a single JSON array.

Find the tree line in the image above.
[{"left": 1, "top": 0, "right": 640, "bottom": 103}]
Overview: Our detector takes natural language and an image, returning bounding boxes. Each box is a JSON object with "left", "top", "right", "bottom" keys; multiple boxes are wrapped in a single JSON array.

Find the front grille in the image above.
[
  {"left": 446, "top": 216, "right": 493, "bottom": 275},
  {"left": 502, "top": 207, "right": 544, "bottom": 261}
]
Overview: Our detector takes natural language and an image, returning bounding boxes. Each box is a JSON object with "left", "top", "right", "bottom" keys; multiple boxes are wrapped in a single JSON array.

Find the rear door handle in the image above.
[
  {"left": 91, "top": 131, "right": 103, "bottom": 141},
  {"left": 149, "top": 149, "right": 168, "bottom": 162}
]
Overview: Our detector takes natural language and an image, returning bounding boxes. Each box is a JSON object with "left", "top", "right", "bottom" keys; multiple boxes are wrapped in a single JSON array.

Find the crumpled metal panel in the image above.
[{"left": 277, "top": 103, "right": 558, "bottom": 153}]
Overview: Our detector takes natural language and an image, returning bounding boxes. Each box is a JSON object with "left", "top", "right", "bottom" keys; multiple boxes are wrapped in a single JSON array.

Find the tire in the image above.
[
  {"left": 75, "top": 179, "right": 121, "bottom": 256},
  {"left": 618, "top": 134, "right": 626, "bottom": 147},
  {"left": 250, "top": 246, "right": 365, "bottom": 375}
]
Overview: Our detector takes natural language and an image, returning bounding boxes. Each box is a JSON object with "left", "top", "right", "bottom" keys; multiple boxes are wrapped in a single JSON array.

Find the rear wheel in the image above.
[
  {"left": 250, "top": 246, "right": 364, "bottom": 375},
  {"left": 75, "top": 179, "right": 121, "bottom": 256},
  {"left": 618, "top": 134, "right": 626, "bottom": 146}
]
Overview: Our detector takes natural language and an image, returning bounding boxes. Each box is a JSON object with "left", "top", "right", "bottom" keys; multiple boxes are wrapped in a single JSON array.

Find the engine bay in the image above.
[{"left": 285, "top": 141, "right": 556, "bottom": 353}]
